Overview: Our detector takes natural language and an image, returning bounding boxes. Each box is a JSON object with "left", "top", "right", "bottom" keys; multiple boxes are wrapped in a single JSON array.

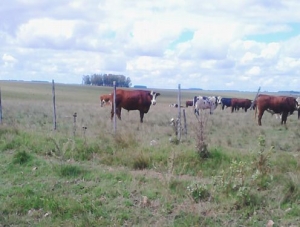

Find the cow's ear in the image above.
[{"left": 156, "top": 93, "right": 160, "bottom": 96}]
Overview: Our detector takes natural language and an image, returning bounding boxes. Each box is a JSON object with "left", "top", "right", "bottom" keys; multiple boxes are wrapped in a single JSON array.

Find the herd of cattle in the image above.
[{"left": 100, "top": 89, "right": 300, "bottom": 126}]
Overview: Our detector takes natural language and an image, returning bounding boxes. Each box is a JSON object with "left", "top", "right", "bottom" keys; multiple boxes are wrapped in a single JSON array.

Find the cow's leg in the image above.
[
  {"left": 258, "top": 110, "right": 264, "bottom": 126},
  {"left": 111, "top": 106, "right": 114, "bottom": 120},
  {"left": 222, "top": 104, "right": 225, "bottom": 110},
  {"left": 117, "top": 108, "right": 122, "bottom": 120},
  {"left": 298, "top": 109, "right": 300, "bottom": 119},
  {"left": 281, "top": 112, "right": 288, "bottom": 124},
  {"left": 139, "top": 111, "right": 144, "bottom": 123}
]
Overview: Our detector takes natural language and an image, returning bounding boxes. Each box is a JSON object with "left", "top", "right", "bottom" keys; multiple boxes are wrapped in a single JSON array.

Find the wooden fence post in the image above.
[
  {"left": 177, "top": 84, "right": 181, "bottom": 141},
  {"left": 183, "top": 109, "right": 187, "bottom": 137},
  {"left": 0, "top": 87, "right": 2, "bottom": 124},
  {"left": 73, "top": 112, "right": 77, "bottom": 137},
  {"left": 113, "top": 81, "right": 116, "bottom": 134},
  {"left": 250, "top": 86, "right": 261, "bottom": 110},
  {"left": 52, "top": 80, "right": 57, "bottom": 130}
]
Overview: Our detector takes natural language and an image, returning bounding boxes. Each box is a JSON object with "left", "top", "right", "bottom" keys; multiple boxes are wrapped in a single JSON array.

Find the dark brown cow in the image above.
[
  {"left": 186, "top": 100, "right": 193, "bottom": 107},
  {"left": 255, "top": 94, "right": 298, "bottom": 126},
  {"left": 231, "top": 98, "right": 252, "bottom": 112},
  {"left": 100, "top": 94, "right": 112, "bottom": 107},
  {"left": 111, "top": 89, "right": 160, "bottom": 123}
]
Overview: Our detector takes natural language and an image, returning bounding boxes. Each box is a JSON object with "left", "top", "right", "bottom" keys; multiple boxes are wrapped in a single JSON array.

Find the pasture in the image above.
[{"left": 0, "top": 81, "right": 299, "bottom": 226}]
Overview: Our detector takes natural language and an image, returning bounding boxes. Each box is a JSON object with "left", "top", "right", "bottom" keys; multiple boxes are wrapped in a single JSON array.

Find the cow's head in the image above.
[
  {"left": 150, "top": 91, "right": 160, "bottom": 105},
  {"left": 217, "top": 96, "right": 222, "bottom": 104},
  {"left": 100, "top": 99, "right": 105, "bottom": 107}
]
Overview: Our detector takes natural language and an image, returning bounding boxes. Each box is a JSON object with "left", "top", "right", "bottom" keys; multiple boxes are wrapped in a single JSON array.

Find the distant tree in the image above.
[
  {"left": 82, "top": 73, "right": 132, "bottom": 87},
  {"left": 125, "top": 77, "right": 132, "bottom": 87},
  {"left": 82, "top": 75, "right": 91, "bottom": 85}
]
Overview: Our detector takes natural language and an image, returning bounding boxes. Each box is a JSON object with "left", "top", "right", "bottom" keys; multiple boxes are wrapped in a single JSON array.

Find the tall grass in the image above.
[{"left": 0, "top": 81, "right": 299, "bottom": 226}]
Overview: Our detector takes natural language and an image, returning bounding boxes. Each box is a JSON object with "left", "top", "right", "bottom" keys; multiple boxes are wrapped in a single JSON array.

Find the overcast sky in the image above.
[{"left": 1, "top": 0, "right": 300, "bottom": 91}]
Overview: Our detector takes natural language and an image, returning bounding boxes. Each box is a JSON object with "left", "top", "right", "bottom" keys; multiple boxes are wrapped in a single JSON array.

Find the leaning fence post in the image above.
[
  {"left": 52, "top": 80, "right": 57, "bottom": 130},
  {"left": 250, "top": 86, "right": 261, "bottom": 110},
  {"left": 177, "top": 84, "right": 181, "bottom": 141}
]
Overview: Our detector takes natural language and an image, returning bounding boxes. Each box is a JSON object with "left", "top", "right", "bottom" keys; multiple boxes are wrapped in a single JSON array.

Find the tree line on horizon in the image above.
[{"left": 82, "top": 74, "right": 132, "bottom": 87}]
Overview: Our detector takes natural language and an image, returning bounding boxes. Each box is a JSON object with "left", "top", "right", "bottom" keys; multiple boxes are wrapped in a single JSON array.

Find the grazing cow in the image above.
[
  {"left": 255, "top": 94, "right": 298, "bottom": 126},
  {"left": 186, "top": 100, "right": 193, "bottom": 108},
  {"left": 193, "top": 96, "right": 217, "bottom": 115},
  {"left": 100, "top": 94, "right": 112, "bottom": 107},
  {"left": 218, "top": 97, "right": 232, "bottom": 110},
  {"left": 169, "top": 103, "right": 183, "bottom": 108},
  {"left": 231, "top": 98, "right": 252, "bottom": 112},
  {"left": 111, "top": 89, "right": 160, "bottom": 123}
]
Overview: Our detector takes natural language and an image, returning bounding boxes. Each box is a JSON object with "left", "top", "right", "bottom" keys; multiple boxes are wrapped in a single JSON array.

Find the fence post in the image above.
[
  {"left": 113, "top": 81, "right": 116, "bottom": 134},
  {"left": 0, "top": 87, "right": 2, "bottom": 124},
  {"left": 177, "top": 84, "right": 181, "bottom": 141},
  {"left": 183, "top": 109, "right": 187, "bottom": 137},
  {"left": 73, "top": 112, "right": 77, "bottom": 137},
  {"left": 250, "top": 86, "right": 261, "bottom": 110},
  {"left": 52, "top": 80, "right": 57, "bottom": 130}
]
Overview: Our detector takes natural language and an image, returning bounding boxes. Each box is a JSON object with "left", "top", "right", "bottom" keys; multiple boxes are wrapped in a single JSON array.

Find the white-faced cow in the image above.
[
  {"left": 255, "top": 94, "right": 298, "bottom": 126},
  {"left": 100, "top": 94, "right": 112, "bottom": 107},
  {"left": 111, "top": 89, "right": 160, "bottom": 123},
  {"left": 193, "top": 96, "right": 217, "bottom": 115},
  {"left": 217, "top": 96, "right": 232, "bottom": 110}
]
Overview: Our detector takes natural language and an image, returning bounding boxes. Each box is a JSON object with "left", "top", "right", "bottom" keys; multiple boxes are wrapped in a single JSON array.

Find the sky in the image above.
[{"left": 1, "top": 0, "right": 300, "bottom": 92}]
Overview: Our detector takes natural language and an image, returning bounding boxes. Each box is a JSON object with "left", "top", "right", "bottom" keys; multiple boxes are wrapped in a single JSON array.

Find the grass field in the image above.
[{"left": 0, "top": 81, "right": 299, "bottom": 226}]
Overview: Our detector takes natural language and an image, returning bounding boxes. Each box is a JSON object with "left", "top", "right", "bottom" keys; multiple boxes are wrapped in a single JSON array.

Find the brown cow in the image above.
[
  {"left": 100, "top": 94, "right": 112, "bottom": 107},
  {"left": 231, "top": 98, "right": 252, "bottom": 112},
  {"left": 255, "top": 94, "right": 298, "bottom": 126},
  {"left": 111, "top": 89, "right": 160, "bottom": 123},
  {"left": 186, "top": 100, "right": 193, "bottom": 107}
]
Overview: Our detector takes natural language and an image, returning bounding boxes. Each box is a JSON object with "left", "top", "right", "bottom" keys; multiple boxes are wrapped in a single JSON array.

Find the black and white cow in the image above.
[{"left": 193, "top": 96, "right": 217, "bottom": 115}]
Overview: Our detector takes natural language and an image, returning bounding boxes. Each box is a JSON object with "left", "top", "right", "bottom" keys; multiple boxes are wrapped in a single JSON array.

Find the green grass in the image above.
[{"left": 0, "top": 81, "right": 299, "bottom": 226}]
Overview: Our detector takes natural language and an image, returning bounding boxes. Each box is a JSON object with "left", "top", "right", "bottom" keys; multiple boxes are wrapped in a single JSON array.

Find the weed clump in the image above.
[
  {"left": 194, "top": 111, "right": 210, "bottom": 159},
  {"left": 187, "top": 183, "right": 210, "bottom": 203},
  {"left": 13, "top": 150, "right": 32, "bottom": 165},
  {"left": 58, "top": 164, "right": 85, "bottom": 177},
  {"left": 133, "top": 153, "right": 149, "bottom": 170}
]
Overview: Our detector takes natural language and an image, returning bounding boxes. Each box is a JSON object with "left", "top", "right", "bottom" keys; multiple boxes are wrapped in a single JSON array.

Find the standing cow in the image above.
[
  {"left": 255, "top": 94, "right": 298, "bottom": 126},
  {"left": 100, "top": 94, "right": 112, "bottom": 107},
  {"left": 111, "top": 89, "right": 160, "bottom": 123},
  {"left": 231, "top": 98, "right": 252, "bottom": 112},
  {"left": 193, "top": 96, "right": 217, "bottom": 115},
  {"left": 217, "top": 97, "right": 232, "bottom": 110},
  {"left": 186, "top": 100, "right": 193, "bottom": 107}
]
